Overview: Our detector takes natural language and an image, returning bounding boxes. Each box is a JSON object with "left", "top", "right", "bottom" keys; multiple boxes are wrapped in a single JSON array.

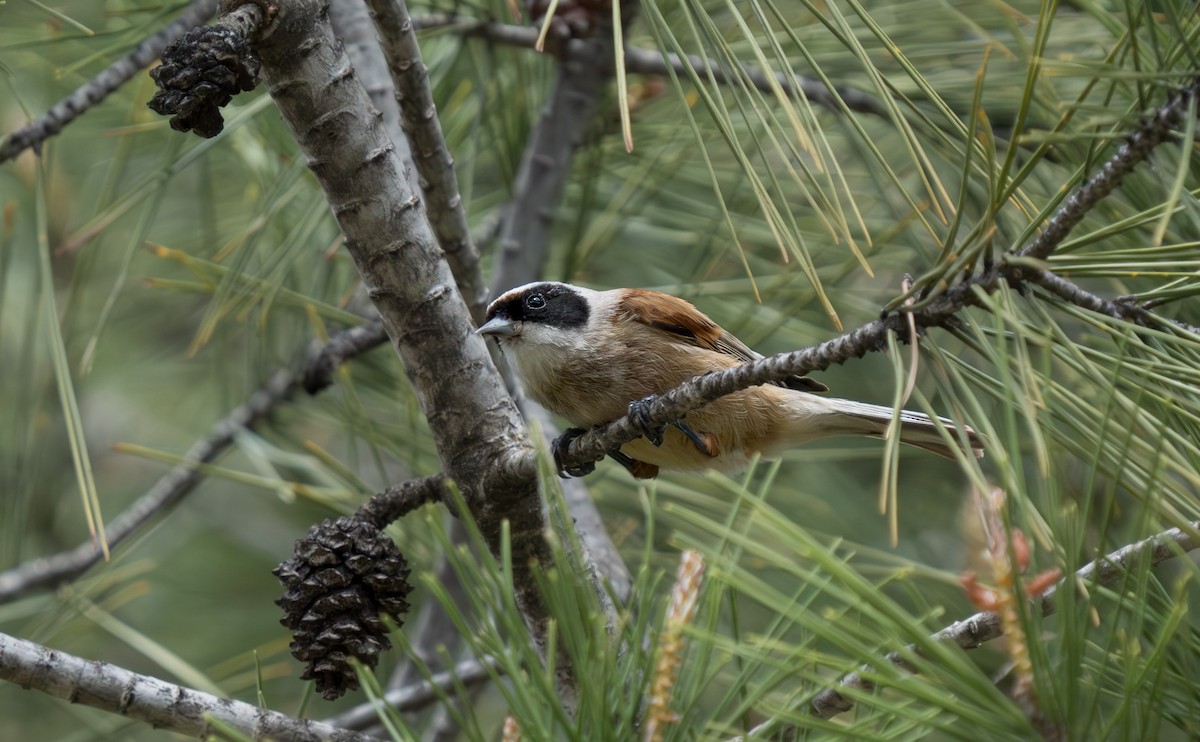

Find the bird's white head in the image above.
[{"left": 477, "top": 282, "right": 598, "bottom": 352}]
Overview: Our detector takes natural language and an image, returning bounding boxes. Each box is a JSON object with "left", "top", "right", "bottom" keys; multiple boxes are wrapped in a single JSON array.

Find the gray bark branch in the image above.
[
  {"left": 328, "top": 0, "right": 421, "bottom": 196},
  {"left": 0, "top": 368, "right": 295, "bottom": 604},
  {"left": 0, "top": 631, "right": 379, "bottom": 741},
  {"left": 244, "top": 0, "right": 596, "bottom": 707},
  {"left": 324, "top": 657, "right": 498, "bottom": 730},
  {"left": 365, "top": 0, "right": 488, "bottom": 321},
  {"left": 490, "top": 31, "right": 613, "bottom": 294}
]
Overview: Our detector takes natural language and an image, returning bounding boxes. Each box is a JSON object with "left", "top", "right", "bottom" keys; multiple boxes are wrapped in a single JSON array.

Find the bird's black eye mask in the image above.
[{"left": 487, "top": 283, "right": 590, "bottom": 330}]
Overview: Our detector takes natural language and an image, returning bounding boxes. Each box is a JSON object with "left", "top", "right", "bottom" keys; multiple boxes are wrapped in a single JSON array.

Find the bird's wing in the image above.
[{"left": 617, "top": 289, "right": 829, "bottom": 393}]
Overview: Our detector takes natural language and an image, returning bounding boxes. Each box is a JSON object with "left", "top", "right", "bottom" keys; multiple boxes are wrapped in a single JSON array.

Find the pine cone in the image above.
[
  {"left": 274, "top": 517, "right": 412, "bottom": 699},
  {"left": 147, "top": 25, "right": 259, "bottom": 137}
]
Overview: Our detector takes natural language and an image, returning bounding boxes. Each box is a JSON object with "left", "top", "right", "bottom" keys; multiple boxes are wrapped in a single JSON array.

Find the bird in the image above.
[{"left": 477, "top": 281, "right": 982, "bottom": 479}]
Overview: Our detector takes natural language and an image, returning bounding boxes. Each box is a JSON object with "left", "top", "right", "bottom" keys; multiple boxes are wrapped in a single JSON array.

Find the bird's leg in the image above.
[
  {"left": 628, "top": 396, "right": 719, "bottom": 458},
  {"left": 601, "top": 450, "right": 651, "bottom": 478},
  {"left": 607, "top": 449, "right": 638, "bottom": 473},
  {"left": 551, "top": 427, "right": 596, "bottom": 478},
  {"left": 672, "top": 420, "right": 720, "bottom": 457},
  {"left": 675, "top": 421, "right": 720, "bottom": 458}
]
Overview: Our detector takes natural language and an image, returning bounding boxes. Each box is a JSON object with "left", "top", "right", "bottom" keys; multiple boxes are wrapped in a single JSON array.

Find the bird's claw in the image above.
[
  {"left": 551, "top": 427, "right": 596, "bottom": 478},
  {"left": 628, "top": 396, "right": 666, "bottom": 446},
  {"left": 627, "top": 396, "right": 716, "bottom": 457}
]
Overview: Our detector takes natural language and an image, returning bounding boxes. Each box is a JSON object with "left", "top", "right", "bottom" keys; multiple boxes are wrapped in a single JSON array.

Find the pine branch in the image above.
[
  {"left": 0, "top": 631, "right": 378, "bottom": 741},
  {"left": 1019, "top": 75, "right": 1200, "bottom": 264},
  {"left": 329, "top": 0, "right": 421, "bottom": 196},
  {"left": 0, "top": 368, "right": 295, "bottom": 604},
  {"left": 358, "top": 3, "right": 633, "bottom": 719},
  {"left": 803, "top": 520, "right": 1200, "bottom": 721},
  {"left": 239, "top": 0, "right": 589, "bottom": 707},
  {"left": 0, "top": 320, "right": 387, "bottom": 605},
  {"left": 1021, "top": 266, "right": 1200, "bottom": 335},
  {"left": 407, "top": 13, "right": 884, "bottom": 115},
  {"left": 0, "top": 0, "right": 219, "bottom": 163},
  {"left": 302, "top": 319, "right": 389, "bottom": 394},
  {"left": 365, "top": 0, "right": 488, "bottom": 322},
  {"left": 355, "top": 473, "right": 448, "bottom": 528},
  {"left": 322, "top": 657, "right": 498, "bottom": 730},
  {"left": 620, "top": 46, "right": 886, "bottom": 117},
  {"left": 489, "top": 23, "right": 614, "bottom": 294}
]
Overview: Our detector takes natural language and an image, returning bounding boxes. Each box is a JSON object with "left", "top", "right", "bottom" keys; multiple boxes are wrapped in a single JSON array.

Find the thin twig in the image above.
[
  {"left": 1021, "top": 267, "right": 1200, "bottom": 335},
  {"left": 303, "top": 319, "right": 390, "bottom": 394},
  {"left": 0, "top": 321, "right": 390, "bottom": 604},
  {"left": 621, "top": 46, "right": 886, "bottom": 117},
  {"left": 357, "top": 473, "right": 448, "bottom": 529},
  {"left": 803, "top": 521, "right": 1200, "bottom": 721},
  {"left": 0, "top": 0, "right": 219, "bottom": 163},
  {"left": 382, "top": 518, "right": 474, "bottom": 726},
  {"left": 323, "top": 657, "right": 499, "bottom": 730},
  {"left": 1020, "top": 76, "right": 1200, "bottom": 263},
  {"left": 0, "top": 368, "right": 295, "bottom": 604},
  {"left": 409, "top": 13, "right": 883, "bottom": 115},
  {"left": 0, "top": 631, "right": 378, "bottom": 741}
]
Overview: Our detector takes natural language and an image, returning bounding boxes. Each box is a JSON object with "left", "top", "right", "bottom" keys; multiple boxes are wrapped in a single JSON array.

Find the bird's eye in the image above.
[{"left": 525, "top": 294, "right": 547, "bottom": 310}]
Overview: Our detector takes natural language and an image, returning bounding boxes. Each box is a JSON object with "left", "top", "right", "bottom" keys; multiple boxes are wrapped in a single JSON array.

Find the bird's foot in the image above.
[
  {"left": 551, "top": 427, "right": 596, "bottom": 478},
  {"left": 627, "top": 396, "right": 719, "bottom": 458},
  {"left": 628, "top": 396, "right": 667, "bottom": 446}
]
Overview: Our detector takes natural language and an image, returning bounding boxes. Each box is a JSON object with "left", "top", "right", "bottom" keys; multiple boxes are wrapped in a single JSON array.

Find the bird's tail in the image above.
[{"left": 779, "top": 394, "right": 984, "bottom": 460}]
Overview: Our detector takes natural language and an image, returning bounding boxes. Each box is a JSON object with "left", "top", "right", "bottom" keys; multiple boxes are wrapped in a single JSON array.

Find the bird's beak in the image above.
[{"left": 476, "top": 316, "right": 517, "bottom": 338}]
